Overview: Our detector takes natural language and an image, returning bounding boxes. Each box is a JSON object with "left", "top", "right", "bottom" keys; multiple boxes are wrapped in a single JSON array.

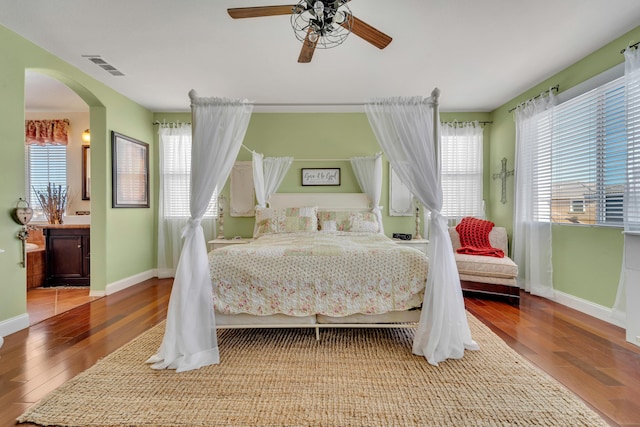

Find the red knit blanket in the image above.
[{"left": 455, "top": 217, "right": 504, "bottom": 258}]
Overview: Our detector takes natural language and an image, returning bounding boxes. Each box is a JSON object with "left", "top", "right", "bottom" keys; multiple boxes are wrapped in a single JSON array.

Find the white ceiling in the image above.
[{"left": 3, "top": 0, "right": 640, "bottom": 113}]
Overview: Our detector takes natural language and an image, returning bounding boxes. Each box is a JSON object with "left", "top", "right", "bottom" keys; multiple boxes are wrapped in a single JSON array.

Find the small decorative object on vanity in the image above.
[{"left": 34, "top": 183, "right": 68, "bottom": 224}]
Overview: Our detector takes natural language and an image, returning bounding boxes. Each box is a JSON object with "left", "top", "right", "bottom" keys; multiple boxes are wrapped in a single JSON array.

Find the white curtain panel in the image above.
[
  {"left": 612, "top": 47, "right": 640, "bottom": 319},
  {"left": 365, "top": 95, "right": 479, "bottom": 366},
  {"left": 157, "top": 124, "right": 215, "bottom": 278},
  {"left": 148, "top": 92, "right": 253, "bottom": 372},
  {"left": 624, "top": 47, "right": 640, "bottom": 232},
  {"left": 350, "top": 153, "right": 385, "bottom": 234},
  {"left": 252, "top": 151, "right": 293, "bottom": 208},
  {"left": 512, "top": 92, "right": 556, "bottom": 297},
  {"left": 440, "top": 121, "right": 484, "bottom": 222}
]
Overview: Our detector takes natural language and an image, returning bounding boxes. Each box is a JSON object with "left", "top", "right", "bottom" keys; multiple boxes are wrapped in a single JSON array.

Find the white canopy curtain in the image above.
[
  {"left": 612, "top": 46, "right": 640, "bottom": 319},
  {"left": 512, "top": 90, "right": 557, "bottom": 298},
  {"left": 252, "top": 151, "right": 293, "bottom": 208},
  {"left": 147, "top": 92, "right": 253, "bottom": 372},
  {"left": 365, "top": 91, "right": 479, "bottom": 365},
  {"left": 440, "top": 121, "right": 484, "bottom": 222},
  {"left": 157, "top": 123, "right": 216, "bottom": 279},
  {"left": 349, "top": 153, "right": 385, "bottom": 234}
]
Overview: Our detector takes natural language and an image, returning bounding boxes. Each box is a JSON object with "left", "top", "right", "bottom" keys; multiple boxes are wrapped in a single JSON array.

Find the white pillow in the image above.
[
  {"left": 320, "top": 220, "right": 337, "bottom": 232},
  {"left": 350, "top": 218, "right": 379, "bottom": 233}
]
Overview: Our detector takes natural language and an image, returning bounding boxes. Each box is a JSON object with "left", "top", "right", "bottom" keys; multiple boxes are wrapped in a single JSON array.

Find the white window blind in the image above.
[
  {"left": 550, "top": 76, "right": 626, "bottom": 225},
  {"left": 25, "top": 144, "right": 67, "bottom": 217},
  {"left": 440, "top": 121, "right": 484, "bottom": 220},
  {"left": 160, "top": 128, "right": 216, "bottom": 218}
]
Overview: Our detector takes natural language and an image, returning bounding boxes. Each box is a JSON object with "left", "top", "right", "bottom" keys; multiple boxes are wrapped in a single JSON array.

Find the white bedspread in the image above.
[{"left": 209, "top": 232, "right": 428, "bottom": 317}]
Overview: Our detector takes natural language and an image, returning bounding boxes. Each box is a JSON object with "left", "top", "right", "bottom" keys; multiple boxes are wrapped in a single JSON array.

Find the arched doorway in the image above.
[{"left": 24, "top": 70, "right": 103, "bottom": 324}]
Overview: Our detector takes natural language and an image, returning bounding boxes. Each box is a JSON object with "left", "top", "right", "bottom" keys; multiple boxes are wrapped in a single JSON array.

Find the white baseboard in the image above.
[
  {"left": 552, "top": 290, "right": 626, "bottom": 329},
  {"left": 0, "top": 313, "right": 30, "bottom": 339},
  {"left": 104, "top": 269, "right": 157, "bottom": 296}
]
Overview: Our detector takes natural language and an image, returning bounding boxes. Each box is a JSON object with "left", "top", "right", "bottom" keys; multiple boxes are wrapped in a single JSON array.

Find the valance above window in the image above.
[{"left": 25, "top": 119, "right": 70, "bottom": 145}]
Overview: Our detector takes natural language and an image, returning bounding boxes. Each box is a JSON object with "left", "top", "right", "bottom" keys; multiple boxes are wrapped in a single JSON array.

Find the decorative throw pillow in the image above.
[
  {"left": 254, "top": 206, "right": 318, "bottom": 238},
  {"left": 350, "top": 218, "right": 379, "bottom": 233},
  {"left": 349, "top": 211, "right": 379, "bottom": 231},
  {"left": 320, "top": 220, "right": 337, "bottom": 232},
  {"left": 317, "top": 210, "right": 380, "bottom": 233},
  {"left": 317, "top": 211, "right": 353, "bottom": 231}
]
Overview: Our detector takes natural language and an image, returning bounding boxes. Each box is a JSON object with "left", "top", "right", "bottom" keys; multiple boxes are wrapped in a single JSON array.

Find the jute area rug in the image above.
[{"left": 18, "top": 314, "right": 606, "bottom": 427}]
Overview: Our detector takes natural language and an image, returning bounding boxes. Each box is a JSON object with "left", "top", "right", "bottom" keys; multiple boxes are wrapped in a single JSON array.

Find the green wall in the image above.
[
  {"left": 153, "top": 111, "right": 492, "bottom": 241},
  {"left": 0, "top": 25, "right": 155, "bottom": 327},
  {"left": 489, "top": 25, "right": 640, "bottom": 306}
]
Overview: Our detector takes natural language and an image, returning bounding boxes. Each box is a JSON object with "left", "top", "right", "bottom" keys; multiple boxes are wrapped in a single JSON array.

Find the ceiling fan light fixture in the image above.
[{"left": 291, "top": 0, "right": 352, "bottom": 49}]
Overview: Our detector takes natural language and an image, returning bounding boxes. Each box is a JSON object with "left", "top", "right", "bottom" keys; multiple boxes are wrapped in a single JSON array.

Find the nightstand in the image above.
[
  {"left": 208, "top": 238, "right": 252, "bottom": 251},
  {"left": 393, "top": 238, "right": 429, "bottom": 255}
]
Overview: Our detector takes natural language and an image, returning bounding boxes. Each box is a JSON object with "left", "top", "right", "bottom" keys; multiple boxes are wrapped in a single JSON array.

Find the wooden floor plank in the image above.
[{"left": 1, "top": 281, "right": 639, "bottom": 426}]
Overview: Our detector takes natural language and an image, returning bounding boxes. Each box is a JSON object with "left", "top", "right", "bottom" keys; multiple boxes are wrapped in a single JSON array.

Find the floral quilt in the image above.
[{"left": 209, "top": 232, "right": 428, "bottom": 317}]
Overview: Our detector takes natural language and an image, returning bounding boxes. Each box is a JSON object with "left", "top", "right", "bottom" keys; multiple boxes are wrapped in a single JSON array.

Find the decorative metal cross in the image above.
[{"left": 492, "top": 157, "right": 514, "bottom": 204}]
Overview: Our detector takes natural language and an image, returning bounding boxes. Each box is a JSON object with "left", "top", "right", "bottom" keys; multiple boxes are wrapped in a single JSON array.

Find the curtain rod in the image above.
[
  {"left": 508, "top": 84, "right": 559, "bottom": 113},
  {"left": 251, "top": 98, "right": 438, "bottom": 107},
  {"left": 441, "top": 120, "right": 493, "bottom": 125},
  {"left": 152, "top": 120, "right": 191, "bottom": 125},
  {"left": 620, "top": 41, "right": 639, "bottom": 54},
  {"left": 253, "top": 102, "right": 366, "bottom": 107}
]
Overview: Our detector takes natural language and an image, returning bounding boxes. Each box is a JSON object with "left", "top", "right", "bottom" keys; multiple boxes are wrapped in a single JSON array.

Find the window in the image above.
[
  {"left": 25, "top": 144, "right": 67, "bottom": 218},
  {"left": 440, "top": 122, "right": 484, "bottom": 220},
  {"left": 570, "top": 200, "right": 585, "bottom": 213},
  {"left": 159, "top": 127, "right": 216, "bottom": 218},
  {"left": 547, "top": 76, "right": 626, "bottom": 226}
]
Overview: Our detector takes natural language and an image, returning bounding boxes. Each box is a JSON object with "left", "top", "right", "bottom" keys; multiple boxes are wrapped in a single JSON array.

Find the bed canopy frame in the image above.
[{"left": 146, "top": 88, "right": 478, "bottom": 373}]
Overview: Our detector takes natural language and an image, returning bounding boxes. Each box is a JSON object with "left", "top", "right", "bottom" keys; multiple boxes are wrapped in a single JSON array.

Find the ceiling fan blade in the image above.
[
  {"left": 227, "top": 5, "right": 301, "bottom": 19},
  {"left": 298, "top": 29, "right": 318, "bottom": 63},
  {"left": 341, "top": 14, "right": 392, "bottom": 49}
]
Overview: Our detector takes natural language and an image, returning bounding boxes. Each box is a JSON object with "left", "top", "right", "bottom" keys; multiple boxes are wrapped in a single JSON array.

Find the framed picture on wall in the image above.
[
  {"left": 111, "top": 131, "right": 149, "bottom": 208},
  {"left": 301, "top": 168, "right": 341, "bottom": 186}
]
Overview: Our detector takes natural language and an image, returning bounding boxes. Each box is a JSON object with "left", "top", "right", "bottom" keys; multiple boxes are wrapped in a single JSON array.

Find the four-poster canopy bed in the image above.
[{"left": 147, "top": 88, "right": 478, "bottom": 373}]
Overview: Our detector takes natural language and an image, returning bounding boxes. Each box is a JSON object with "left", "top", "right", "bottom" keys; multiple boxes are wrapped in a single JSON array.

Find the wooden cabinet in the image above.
[{"left": 44, "top": 226, "right": 90, "bottom": 286}]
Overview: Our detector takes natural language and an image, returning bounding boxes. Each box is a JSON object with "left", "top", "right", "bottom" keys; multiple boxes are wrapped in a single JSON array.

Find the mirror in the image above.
[
  {"left": 389, "top": 164, "right": 413, "bottom": 216},
  {"left": 82, "top": 145, "right": 90, "bottom": 200}
]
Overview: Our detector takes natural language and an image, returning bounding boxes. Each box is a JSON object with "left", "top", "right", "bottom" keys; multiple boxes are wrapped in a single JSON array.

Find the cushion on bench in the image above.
[{"left": 449, "top": 225, "right": 520, "bottom": 305}]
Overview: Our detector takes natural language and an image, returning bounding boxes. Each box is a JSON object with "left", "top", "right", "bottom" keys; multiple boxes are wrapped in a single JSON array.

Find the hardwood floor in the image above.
[
  {"left": 27, "top": 287, "right": 101, "bottom": 325},
  {"left": 1, "top": 278, "right": 639, "bottom": 426}
]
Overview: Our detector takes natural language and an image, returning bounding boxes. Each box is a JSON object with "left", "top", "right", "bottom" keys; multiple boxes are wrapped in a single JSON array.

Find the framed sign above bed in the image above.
[{"left": 301, "top": 168, "right": 340, "bottom": 186}]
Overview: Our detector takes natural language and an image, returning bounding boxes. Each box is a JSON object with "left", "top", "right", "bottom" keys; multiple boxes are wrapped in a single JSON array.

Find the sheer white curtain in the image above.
[
  {"left": 512, "top": 91, "right": 556, "bottom": 297},
  {"left": 365, "top": 92, "right": 479, "bottom": 366},
  {"left": 157, "top": 123, "right": 216, "bottom": 278},
  {"left": 624, "top": 47, "right": 640, "bottom": 231},
  {"left": 147, "top": 92, "right": 253, "bottom": 372},
  {"left": 612, "top": 47, "right": 640, "bottom": 319},
  {"left": 440, "top": 121, "right": 484, "bottom": 222},
  {"left": 350, "top": 153, "right": 385, "bottom": 234},
  {"left": 252, "top": 151, "right": 293, "bottom": 208}
]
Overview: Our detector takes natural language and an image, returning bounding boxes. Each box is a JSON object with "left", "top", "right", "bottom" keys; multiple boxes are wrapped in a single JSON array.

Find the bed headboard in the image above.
[{"left": 268, "top": 193, "right": 371, "bottom": 211}]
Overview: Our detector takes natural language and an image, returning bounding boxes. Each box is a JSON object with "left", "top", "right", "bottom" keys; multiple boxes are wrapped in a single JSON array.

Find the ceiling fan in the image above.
[{"left": 227, "top": 0, "right": 392, "bottom": 63}]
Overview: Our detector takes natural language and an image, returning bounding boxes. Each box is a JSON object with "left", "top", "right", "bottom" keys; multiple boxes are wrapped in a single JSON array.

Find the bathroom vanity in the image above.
[{"left": 43, "top": 225, "right": 90, "bottom": 286}]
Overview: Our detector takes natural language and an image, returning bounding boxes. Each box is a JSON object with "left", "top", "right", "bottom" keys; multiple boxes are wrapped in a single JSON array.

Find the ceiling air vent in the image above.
[{"left": 81, "top": 55, "right": 125, "bottom": 76}]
